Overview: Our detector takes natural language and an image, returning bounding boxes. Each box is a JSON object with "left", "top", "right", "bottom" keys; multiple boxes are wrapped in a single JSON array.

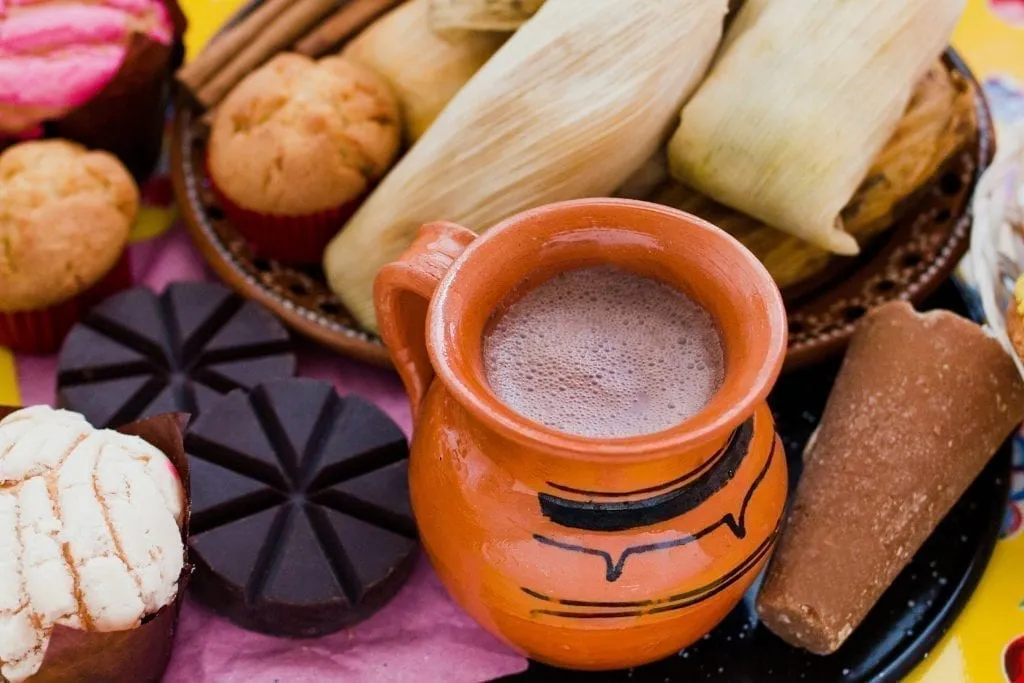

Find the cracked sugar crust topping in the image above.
[
  {"left": 0, "top": 406, "right": 184, "bottom": 683},
  {"left": 185, "top": 378, "right": 416, "bottom": 637},
  {"left": 207, "top": 53, "right": 401, "bottom": 216},
  {"left": 58, "top": 282, "right": 296, "bottom": 428}
]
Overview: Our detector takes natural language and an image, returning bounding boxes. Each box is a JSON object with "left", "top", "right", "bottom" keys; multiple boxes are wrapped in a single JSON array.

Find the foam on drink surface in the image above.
[{"left": 482, "top": 266, "right": 725, "bottom": 439}]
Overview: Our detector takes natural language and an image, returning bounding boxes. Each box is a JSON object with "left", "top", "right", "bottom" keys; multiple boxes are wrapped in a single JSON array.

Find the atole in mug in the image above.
[{"left": 374, "top": 199, "right": 789, "bottom": 670}]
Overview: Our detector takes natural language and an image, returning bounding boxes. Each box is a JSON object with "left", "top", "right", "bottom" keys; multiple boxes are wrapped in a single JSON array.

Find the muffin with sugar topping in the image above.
[
  {"left": 0, "top": 405, "right": 186, "bottom": 683},
  {"left": 207, "top": 52, "right": 400, "bottom": 265},
  {"left": 0, "top": 139, "right": 137, "bottom": 353}
]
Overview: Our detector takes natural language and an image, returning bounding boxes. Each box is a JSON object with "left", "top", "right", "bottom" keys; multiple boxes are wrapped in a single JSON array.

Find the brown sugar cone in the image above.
[
  {"left": 755, "top": 302, "right": 1024, "bottom": 655},
  {"left": 0, "top": 407, "right": 192, "bottom": 683}
]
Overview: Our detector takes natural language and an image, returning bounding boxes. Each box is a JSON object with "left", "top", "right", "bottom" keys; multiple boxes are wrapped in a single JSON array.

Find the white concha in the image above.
[
  {"left": 0, "top": 406, "right": 184, "bottom": 683},
  {"left": 106, "top": 432, "right": 186, "bottom": 525},
  {"left": 0, "top": 407, "right": 89, "bottom": 484},
  {"left": 19, "top": 477, "right": 79, "bottom": 626},
  {"left": 94, "top": 438, "right": 184, "bottom": 612}
]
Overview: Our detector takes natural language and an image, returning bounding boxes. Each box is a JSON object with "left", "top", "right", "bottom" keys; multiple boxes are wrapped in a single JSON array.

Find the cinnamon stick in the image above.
[
  {"left": 295, "top": 0, "right": 403, "bottom": 57},
  {"left": 176, "top": 0, "right": 293, "bottom": 93},
  {"left": 196, "top": 0, "right": 344, "bottom": 108}
]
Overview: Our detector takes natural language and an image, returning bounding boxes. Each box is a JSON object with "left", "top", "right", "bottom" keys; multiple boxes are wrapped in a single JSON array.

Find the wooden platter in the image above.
[{"left": 171, "top": 37, "right": 993, "bottom": 370}]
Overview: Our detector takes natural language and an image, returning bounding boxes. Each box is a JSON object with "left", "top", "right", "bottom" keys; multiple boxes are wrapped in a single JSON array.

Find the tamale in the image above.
[
  {"left": 427, "top": 0, "right": 746, "bottom": 33},
  {"left": 651, "top": 183, "right": 833, "bottom": 291},
  {"left": 343, "top": 0, "right": 505, "bottom": 143},
  {"left": 668, "top": 0, "right": 966, "bottom": 255},
  {"left": 429, "top": 0, "right": 544, "bottom": 32},
  {"left": 325, "top": 0, "right": 729, "bottom": 331},
  {"left": 842, "top": 62, "right": 976, "bottom": 239},
  {"left": 629, "top": 61, "right": 977, "bottom": 290}
]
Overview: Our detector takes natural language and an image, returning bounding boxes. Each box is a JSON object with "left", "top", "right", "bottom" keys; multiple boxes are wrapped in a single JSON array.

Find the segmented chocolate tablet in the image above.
[
  {"left": 185, "top": 378, "right": 417, "bottom": 638},
  {"left": 57, "top": 283, "right": 296, "bottom": 427}
]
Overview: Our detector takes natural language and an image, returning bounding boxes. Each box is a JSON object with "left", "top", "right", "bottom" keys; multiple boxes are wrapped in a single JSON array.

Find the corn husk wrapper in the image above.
[
  {"left": 624, "top": 60, "right": 976, "bottom": 290},
  {"left": 668, "top": 0, "right": 966, "bottom": 256},
  {"left": 326, "top": 0, "right": 729, "bottom": 330},
  {"left": 425, "top": 0, "right": 745, "bottom": 34},
  {"left": 428, "top": 0, "right": 544, "bottom": 32},
  {"left": 0, "top": 408, "right": 193, "bottom": 683},
  {"left": 343, "top": 0, "right": 505, "bottom": 143},
  {"left": 841, "top": 63, "right": 976, "bottom": 238}
]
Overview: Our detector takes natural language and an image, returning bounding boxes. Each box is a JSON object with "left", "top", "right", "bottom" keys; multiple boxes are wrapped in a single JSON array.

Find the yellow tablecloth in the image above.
[{"left": 0, "top": 1, "right": 1021, "bottom": 681}]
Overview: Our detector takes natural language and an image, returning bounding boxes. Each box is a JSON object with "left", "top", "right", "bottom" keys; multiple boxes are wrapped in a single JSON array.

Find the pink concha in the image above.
[
  {"left": 0, "top": 0, "right": 173, "bottom": 135},
  {"left": 0, "top": 48, "right": 125, "bottom": 109}
]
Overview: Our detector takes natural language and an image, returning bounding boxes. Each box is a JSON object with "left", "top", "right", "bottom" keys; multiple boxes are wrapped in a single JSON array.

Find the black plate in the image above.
[{"left": 500, "top": 280, "right": 1012, "bottom": 683}]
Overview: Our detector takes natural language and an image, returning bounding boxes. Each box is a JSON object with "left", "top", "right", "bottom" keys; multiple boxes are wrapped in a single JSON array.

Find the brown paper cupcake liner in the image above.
[
  {"left": 209, "top": 175, "right": 354, "bottom": 266},
  {"left": 47, "top": 0, "right": 187, "bottom": 182},
  {"left": 0, "top": 251, "right": 133, "bottom": 354},
  {"left": 0, "top": 408, "right": 192, "bottom": 683}
]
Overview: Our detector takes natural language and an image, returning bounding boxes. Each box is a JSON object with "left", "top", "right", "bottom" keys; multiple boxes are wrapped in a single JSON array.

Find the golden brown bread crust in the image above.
[
  {"left": 207, "top": 53, "right": 401, "bottom": 216},
  {"left": 0, "top": 140, "right": 137, "bottom": 311}
]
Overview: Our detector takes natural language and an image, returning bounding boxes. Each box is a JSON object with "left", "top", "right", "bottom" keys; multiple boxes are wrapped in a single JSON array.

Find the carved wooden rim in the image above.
[{"left": 170, "top": 48, "right": 993, "bottom": 371}]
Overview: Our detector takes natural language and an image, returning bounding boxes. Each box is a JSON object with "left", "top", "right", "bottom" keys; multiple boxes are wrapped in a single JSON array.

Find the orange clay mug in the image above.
[{"left": 374, "top": 199, "right": 788, "bottom": 670}]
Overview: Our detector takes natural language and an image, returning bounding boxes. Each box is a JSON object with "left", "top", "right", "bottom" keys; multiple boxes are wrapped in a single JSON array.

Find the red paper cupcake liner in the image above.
[
  {"left": 209, "top": 175, "right": 354, "bottom": 267},
  {"left": 0, "top": 251, "right": 132, "bottom": 355}
]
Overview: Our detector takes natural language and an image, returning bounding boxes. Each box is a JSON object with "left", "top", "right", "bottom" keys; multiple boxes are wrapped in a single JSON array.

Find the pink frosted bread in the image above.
[{"left": 0, "top": 0, "right": 173, "bottom": 137}]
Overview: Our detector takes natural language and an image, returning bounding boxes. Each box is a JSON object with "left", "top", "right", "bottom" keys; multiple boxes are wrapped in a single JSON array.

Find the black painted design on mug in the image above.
[
  {"left": 545, "top": 421, "right": 744, "bottom": 499},
  {"left": 524, "top": 523, "right": 780, "bottom": 618},
  {"left": 539, "top": 419, "right": 754, "bottom": 532},
  {"left": 533, "top": 437, "right": 777, "bottom": 582}
]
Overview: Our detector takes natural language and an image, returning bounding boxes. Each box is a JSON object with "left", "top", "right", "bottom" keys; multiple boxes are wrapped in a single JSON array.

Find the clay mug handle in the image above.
[{"left": 374, "top": 222, "right": 477, "bottom": 418}]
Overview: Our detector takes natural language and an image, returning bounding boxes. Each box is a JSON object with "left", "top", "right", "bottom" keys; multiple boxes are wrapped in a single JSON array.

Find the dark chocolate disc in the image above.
[
  {"left": 57, "top": 283, "right": 296, "bottom": 427},
  {"left": 184, "top": 378, "right": 417, "bottom": 638}
]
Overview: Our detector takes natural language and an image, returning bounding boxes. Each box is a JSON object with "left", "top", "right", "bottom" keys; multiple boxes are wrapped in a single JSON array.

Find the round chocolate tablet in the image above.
[
  {"left": 184, "top": 378, "right": 417, "bottom": 638},
  {"left": 58, "top": 283, "right": 296, "bottom": 428}
]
